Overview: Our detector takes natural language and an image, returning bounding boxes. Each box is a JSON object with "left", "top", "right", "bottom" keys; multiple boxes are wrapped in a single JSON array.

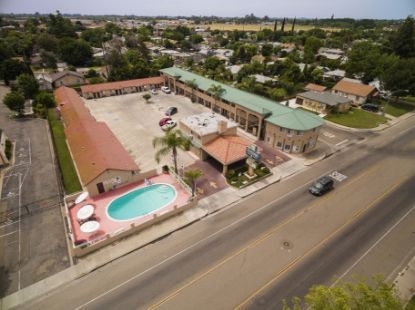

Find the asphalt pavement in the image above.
[{"left": 18, "top": 112, "right": 415, "bottom": 309}]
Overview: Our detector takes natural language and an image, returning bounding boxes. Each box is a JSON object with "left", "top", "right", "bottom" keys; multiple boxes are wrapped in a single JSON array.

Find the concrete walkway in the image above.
[{"left": 394, "top": 255, "right": 415, "bottom": 306}]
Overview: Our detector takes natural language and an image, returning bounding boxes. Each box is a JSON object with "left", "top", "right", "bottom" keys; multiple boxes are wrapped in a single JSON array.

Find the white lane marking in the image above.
[
  {"left": 0, "top": 220, "right": 20, "bottom": 229},
  {"left": 322, "top": 131, "right": 335, "bottom": 138},
  {"left": 332, "top": 205, "right": 415, "bottom": 286},
  {"left": 335, "top": 139, "right": 349, "bottom": 147},
  {"left": 18, "top": 172, "right": 22, "bottom": 291},
  {"left": 329, "top": 171, "right": 348, "bottom": 182},
  {"left": 0, "top": 230, "right": 18, "bottom": 238},
  {"left": 74, "top": 170, "right": 334, "bottom": 310}
]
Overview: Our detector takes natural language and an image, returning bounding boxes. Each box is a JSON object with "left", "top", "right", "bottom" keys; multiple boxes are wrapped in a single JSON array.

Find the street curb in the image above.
[
  {"left": 0, "top": 208, "right": 207, "bottom": 310},
  {"left": 393, "top": 255, "right": 415, "bottom": 306}
]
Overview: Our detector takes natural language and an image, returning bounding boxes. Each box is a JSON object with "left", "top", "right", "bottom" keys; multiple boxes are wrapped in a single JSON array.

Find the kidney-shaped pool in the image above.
[{"left": 107, "top": 183, "right": 177, "bottom": 221}]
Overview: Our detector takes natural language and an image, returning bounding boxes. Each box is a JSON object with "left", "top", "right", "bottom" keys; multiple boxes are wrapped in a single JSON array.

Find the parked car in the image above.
[
  {"left": 159, "top": 117, "right": 172, "bottom": 126},
  {"left": 361, "top": 103, "right": 380, "bottom": 112},
  {"left": 165, "top": 106, "right": 178, "bottom": 116},
  {"left": 161, "top": 120, "right": 177, "bottom": 131},
  {"left": 309, "top": 176, "right": 334, "bottom": 196},
  {"left": 151, "top": 89, "right": 158, "bottom": 95},
  {"left": 161, "top": 86, "right": 171, "bottom": 94}
]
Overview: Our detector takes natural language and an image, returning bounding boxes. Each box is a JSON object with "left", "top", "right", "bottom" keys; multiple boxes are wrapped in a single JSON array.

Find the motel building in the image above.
[
  {"left": 81, "top": 76, "right": 165, "bottom": 99},
  {"left": 160, "top": 67, "right": 325, "bottom": 154},
  {"left": 180, "top": 112, "right": 252, "bottom": 175}
]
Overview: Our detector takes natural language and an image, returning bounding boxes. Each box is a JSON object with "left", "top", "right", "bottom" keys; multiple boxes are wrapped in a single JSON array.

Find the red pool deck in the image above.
[{"left": 68, "top": 174, "right": 191, "bottom": 244}]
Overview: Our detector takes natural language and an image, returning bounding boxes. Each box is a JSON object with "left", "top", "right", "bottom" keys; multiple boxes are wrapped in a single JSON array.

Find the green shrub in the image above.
[
  {"left": 47, "top": 109, "right": 82, "bottom": 194},
  {"left": 5, "top": 139, "right": 12, "bottom": 160}
]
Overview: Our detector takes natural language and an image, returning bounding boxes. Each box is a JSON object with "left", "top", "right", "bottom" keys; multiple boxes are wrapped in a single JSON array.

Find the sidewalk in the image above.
[
  {"left": 0, "top": 149, "right": 322, "bottom": 309},
  {"left": 394, "top": 255, "right": 415, "bottom": 306}
]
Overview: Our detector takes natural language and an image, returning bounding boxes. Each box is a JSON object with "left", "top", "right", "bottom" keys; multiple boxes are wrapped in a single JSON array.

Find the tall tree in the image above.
[
  {"left": 17, "top": 74, "right": 39, "bottom": 99},
  {"left": 47, "top": 11, "right": 76, "bottom": 38},
  {"left": 0, "top": 59, "right": 31, "bottom": 85},
  {"left": 58, "top": 38, "right": 93, "bottom": 66},
  {"left": 273, "top": 20, "right": 278, "bottom": 32},
  {"left": 152, "top": 130, "right": 191, "bottom": 174},
  {"left": 207, "top": 84, "right": 225, "bottom": 110},
  {"left": 281, "top": 17, "right": 286, "bottom": 32},
  {"left": 184, "top": 169, "right": 203, "bottom": 197},
  {"left": 3, "top": 91, "right": 25, "bottom": 115},
  {"left": 291, "top": 17, "right": 297, "bottom": 33},
  {"left": 392, "top": 16, "right": 415, "bottom": 58}
]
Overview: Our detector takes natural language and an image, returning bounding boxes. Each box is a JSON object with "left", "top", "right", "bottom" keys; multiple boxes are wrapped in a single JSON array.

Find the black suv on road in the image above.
[{"left": 309, "top": 176, "right": 334, "bottom": 196}]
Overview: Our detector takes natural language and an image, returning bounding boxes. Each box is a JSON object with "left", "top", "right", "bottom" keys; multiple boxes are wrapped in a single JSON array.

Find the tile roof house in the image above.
[
  {"left": 304, "top": 83, "right": 327, "bottom": 92},
  {"left": 332, "top": 79, "right": 378, "bottom": 105},
  {"left": 55, "top": 86, "right": 147, "bottom": 197}
]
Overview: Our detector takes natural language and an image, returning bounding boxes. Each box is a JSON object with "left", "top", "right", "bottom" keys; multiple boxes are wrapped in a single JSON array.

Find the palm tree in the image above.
[
  {"left": 152, "top": 129, "right": 191, "bottom": 174},
  {"left": 184, "top": 169, "right": 203, "bottom": 197},
  {"left": 207, "top": 84, "right": 225, "bottom": 112},
  {"left": 185, "top": 79, "right": 198, "bottom": 102}
]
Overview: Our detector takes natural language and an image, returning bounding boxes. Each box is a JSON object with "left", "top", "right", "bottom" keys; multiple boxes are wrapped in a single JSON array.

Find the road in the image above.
[{"left": 20, "top": 118, "right": 415, "bottom": 310}]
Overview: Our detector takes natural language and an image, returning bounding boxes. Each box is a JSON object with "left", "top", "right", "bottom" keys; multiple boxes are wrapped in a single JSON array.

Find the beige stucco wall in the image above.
[
  {"left": 85, "top": 169, "right": 157, "bottom": 197},
  {"left": 264, "top": 122, "right": 321, "bottom": 154},
  {"left": 331, "top": 90, "right": 367, "bottom": 106},
  {"left": 298, "top": 96, "right": 351, "bottom": 114}
]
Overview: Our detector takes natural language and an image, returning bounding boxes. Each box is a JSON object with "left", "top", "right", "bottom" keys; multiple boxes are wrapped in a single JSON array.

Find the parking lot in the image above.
[
  {"left": 318, "top": 124, "right": 370, "bottom": 150},
  {"left": 85, "top": 91, "right": 211, "bottom": 172},
  {"left": 0, "top": 85, "right": 70, "bottom": 297}
]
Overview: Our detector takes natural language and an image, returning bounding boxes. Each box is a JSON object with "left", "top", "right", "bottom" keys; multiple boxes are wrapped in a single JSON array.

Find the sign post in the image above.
[{"left": 245, "top": 144, "right": 261, "bottom": 178}]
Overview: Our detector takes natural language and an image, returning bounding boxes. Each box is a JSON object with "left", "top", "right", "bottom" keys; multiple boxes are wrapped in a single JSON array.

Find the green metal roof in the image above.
[{"left": 160, "top": 67, "right": 325, "bottom": 131}]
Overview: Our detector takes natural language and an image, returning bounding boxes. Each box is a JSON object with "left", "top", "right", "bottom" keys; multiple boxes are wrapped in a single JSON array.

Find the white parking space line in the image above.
[
  {"left": 0, "top": 230, "right": 18, "bottom": 238},
  {"left": 335, "top": 139, "right": 349, "bottom": 147},
  {"left": 322, "top": 131, "right": 335, "bottom": 138},
  {"left": 0, "top": 220, "right": 20, "bottom": 229}
]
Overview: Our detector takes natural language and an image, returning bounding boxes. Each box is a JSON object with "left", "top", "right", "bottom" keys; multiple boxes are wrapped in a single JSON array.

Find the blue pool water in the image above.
[{"left": 107, "top": 184, "right": 177, "bottom": 221}]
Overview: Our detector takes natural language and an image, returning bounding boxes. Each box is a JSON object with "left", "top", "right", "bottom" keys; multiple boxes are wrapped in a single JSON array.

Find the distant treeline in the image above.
[{"left": 0, "top": 12, "right": 405, "bottom": 28}]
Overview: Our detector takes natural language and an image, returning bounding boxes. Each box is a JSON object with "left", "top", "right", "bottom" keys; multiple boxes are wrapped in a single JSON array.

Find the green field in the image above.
[
  {"left": 379, "top": 99, "right": 415, "bottom": 117},
  {"left": 47, "top": 109, "right": 82, "bottom": 194},
  {"left": 191, "top": 23, "right": 341, "bottom": 32},
  {"left": 324, "top": 108, "right": 388, "bottom": 129}
]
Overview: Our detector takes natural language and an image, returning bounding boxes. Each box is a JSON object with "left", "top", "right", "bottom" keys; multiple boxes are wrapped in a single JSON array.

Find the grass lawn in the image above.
[
  {"left": 47, "top": 109, "right": 82, "bottom": 194},
  {"left": 403, "top": 96, "right": 415, "bottom": 104},
  {"left": 379, "top": 99, "right": 415, "bottom": 117},
  {"left": 324, "top": 108, "right": 388, "bottom": 129}
]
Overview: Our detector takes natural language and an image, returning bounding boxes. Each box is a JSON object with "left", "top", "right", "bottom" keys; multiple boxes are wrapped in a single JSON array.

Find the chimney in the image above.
[{"left": 217, "top": 120, "right": 227, "bottom": 134}]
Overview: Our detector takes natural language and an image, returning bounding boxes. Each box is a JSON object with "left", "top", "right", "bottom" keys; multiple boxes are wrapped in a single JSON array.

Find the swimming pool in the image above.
[{"left": 107, "top": 183, "right": 177, "bottom": 221}]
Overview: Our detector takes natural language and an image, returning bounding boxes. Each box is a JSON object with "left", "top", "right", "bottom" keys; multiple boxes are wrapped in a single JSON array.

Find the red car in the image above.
[{"left": 159, "top": 117, "right": 172, "bottom": 126}]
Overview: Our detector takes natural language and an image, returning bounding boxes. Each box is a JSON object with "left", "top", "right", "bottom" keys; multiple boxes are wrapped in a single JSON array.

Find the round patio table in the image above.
[
  {"left": 77, "top": 204, "right": 94, "bottom": 221},
  {"left": 80, "top": 220, "right": 100, "bottom": 233},
  {"left": 75, "top": 192, "right": 89, "bottom": 204}
]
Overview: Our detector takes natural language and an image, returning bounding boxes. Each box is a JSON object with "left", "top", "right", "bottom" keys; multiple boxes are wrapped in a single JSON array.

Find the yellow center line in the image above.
[
  {"left": 235, "top": 174, "right": 409, "bottom": 309},
  {"left": 147, "top": 160, "right": 384, "bottom": 310}
]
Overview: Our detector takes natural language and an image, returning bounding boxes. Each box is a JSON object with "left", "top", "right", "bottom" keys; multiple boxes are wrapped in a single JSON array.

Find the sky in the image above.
[{"left": 1, "top": 0, "right": 414, "bottom": 19}]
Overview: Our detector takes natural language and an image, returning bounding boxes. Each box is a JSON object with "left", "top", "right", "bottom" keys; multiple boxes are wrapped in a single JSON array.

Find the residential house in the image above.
[
  {"left": 50, "top": 71, "right": 85, "bottom": 88},
  {"left": 304, "top": 83, "right": 327, "bottom": 92},
  {"left": 250, "top": 74, "right": 277, "bottom": 84},
  {"left": 332, "top": 79, "right": 378, "bottom": 105},
  {"left": 323, "top": 69, "right": 346, "bottom": 81},
  {"left": 296, "top": 91, "right": 352, "bottom": 114},
  {"left": 317, "top": 47, "right": 345, "bottom": 61}
]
